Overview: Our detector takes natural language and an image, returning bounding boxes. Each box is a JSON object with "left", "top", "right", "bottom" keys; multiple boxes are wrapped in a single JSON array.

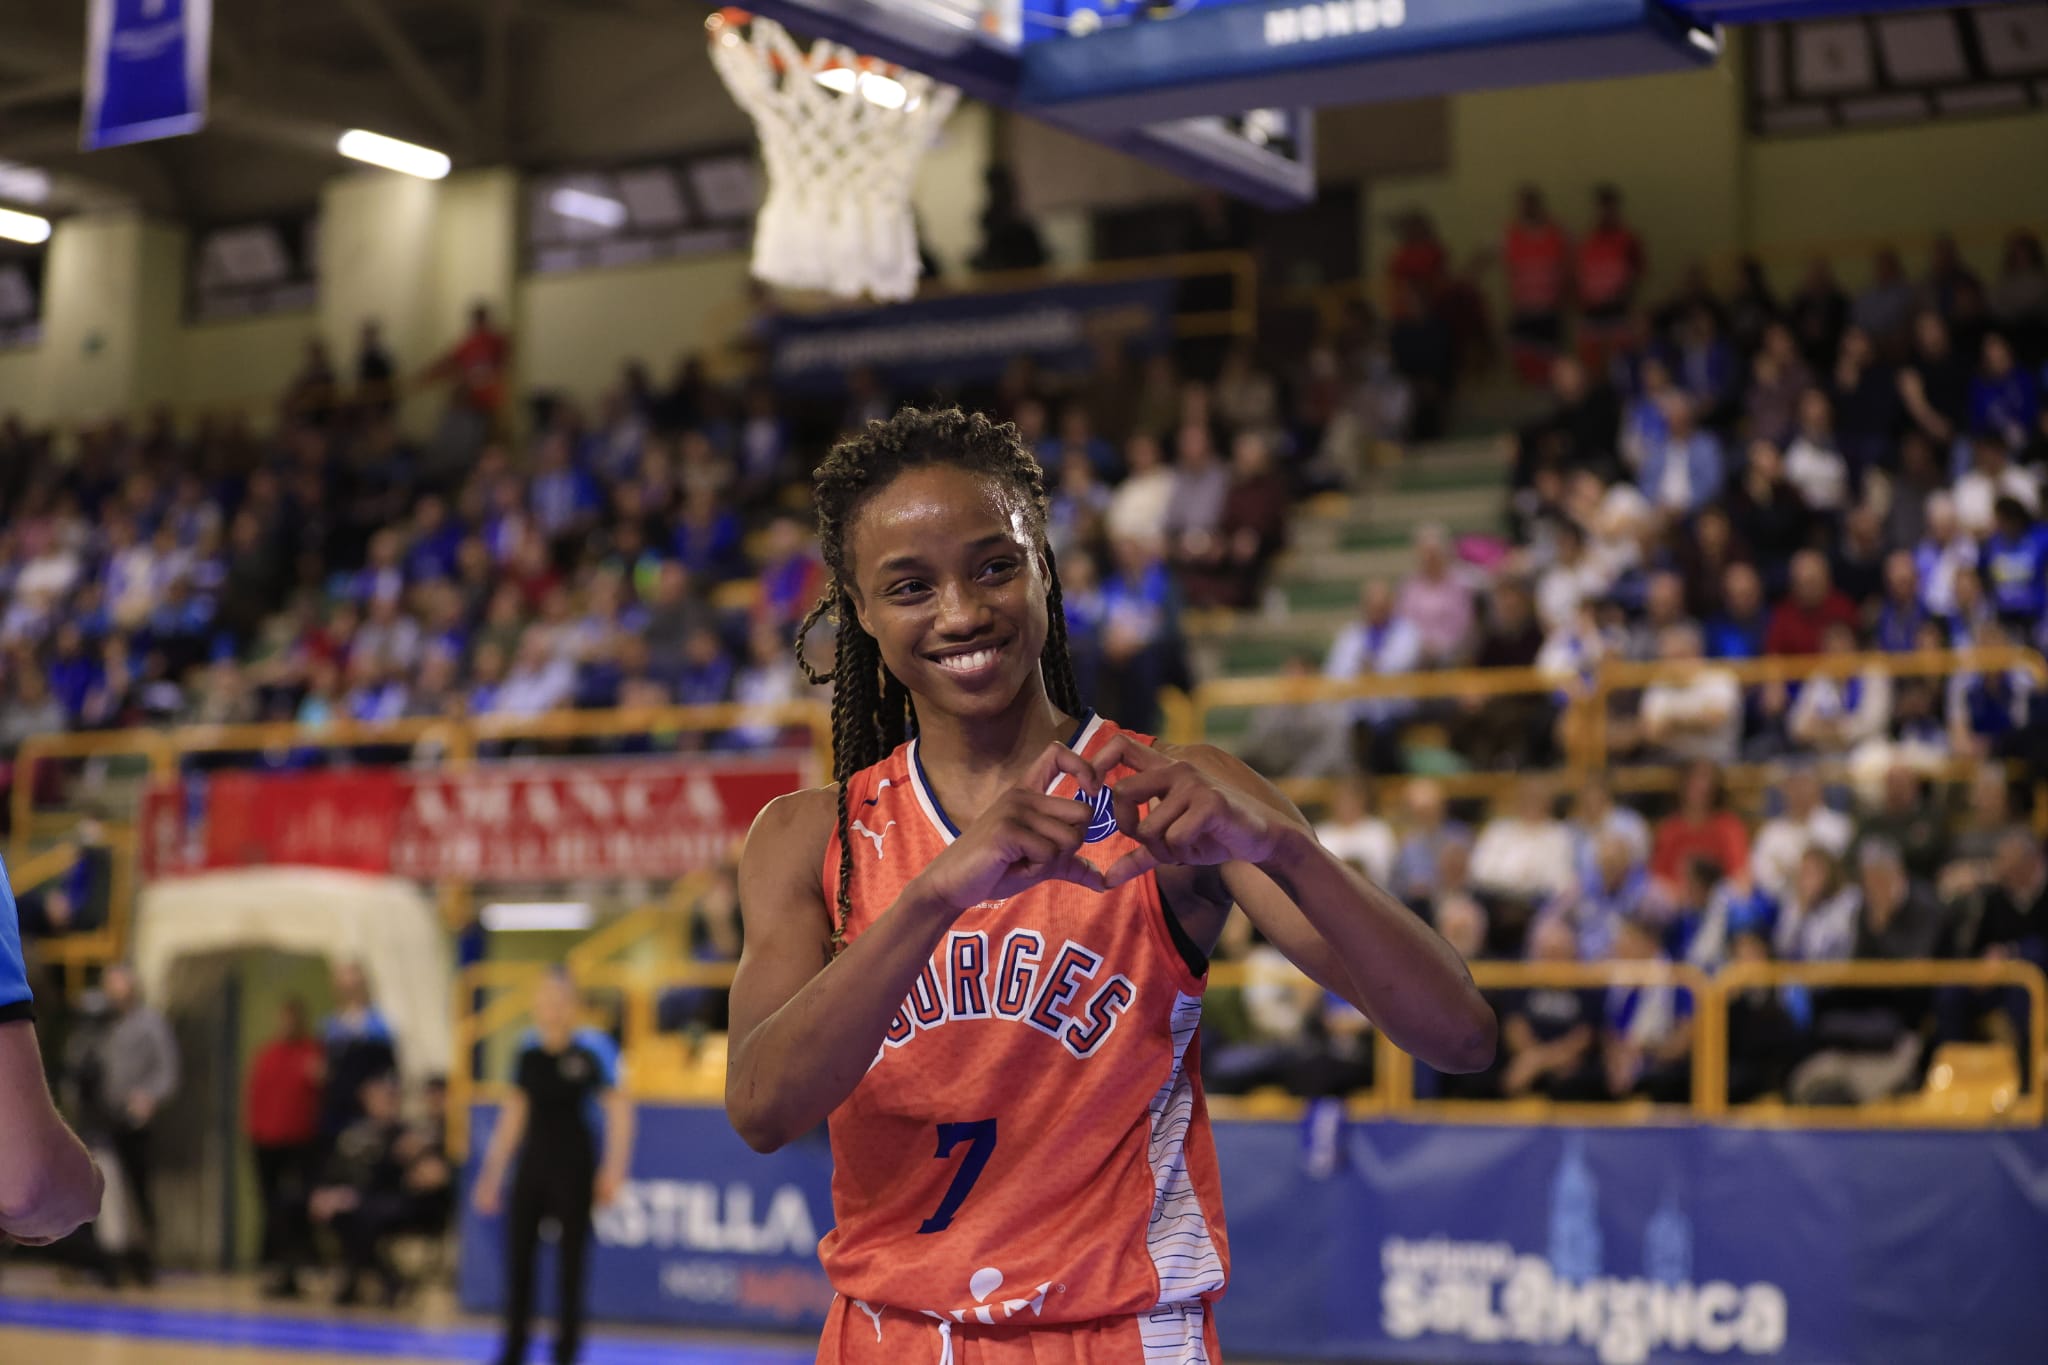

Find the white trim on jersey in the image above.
[
  {"left": 905, "top": 713, "right": 1110, "bottom": 846},
  {"left": 1145, "top": 992, "right": 1225, "bottom": 1307}
]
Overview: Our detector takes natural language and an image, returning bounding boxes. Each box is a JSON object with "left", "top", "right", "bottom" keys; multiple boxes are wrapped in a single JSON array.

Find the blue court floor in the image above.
[{"left": 0, "top": 1291, "right": 815, "bottom": 1364}]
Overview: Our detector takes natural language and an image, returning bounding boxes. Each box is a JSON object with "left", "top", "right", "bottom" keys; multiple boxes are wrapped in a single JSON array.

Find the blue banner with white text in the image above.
[
  {"left": 761, "top": 275, "right": 1179, "bottom": 395},
  {"left": 84, "top": 0, "right": 211, "bottom": 151},
  {"left": 458, "top": 1106, "right": 2048, "bottom": 1363}
]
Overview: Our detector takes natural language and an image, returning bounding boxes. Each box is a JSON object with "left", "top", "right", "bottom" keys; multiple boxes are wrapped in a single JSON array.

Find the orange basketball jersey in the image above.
[{"left": 818, "top": 712, "right": 1230, "bottom": 1333}]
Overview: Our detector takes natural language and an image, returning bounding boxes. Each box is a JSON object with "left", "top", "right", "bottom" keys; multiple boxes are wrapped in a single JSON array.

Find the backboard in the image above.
[{"left": 727, "top": 1, "right": 1974, "bottom": 207}]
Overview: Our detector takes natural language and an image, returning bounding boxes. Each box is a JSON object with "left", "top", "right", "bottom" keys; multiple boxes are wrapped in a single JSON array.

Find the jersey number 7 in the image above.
[{"left": 916, "top": 1118, "right": 997, "bottom": 1234}]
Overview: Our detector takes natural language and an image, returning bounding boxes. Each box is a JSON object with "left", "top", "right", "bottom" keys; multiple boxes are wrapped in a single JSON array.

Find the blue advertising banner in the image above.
[
  {"left": 83, "top": 0, "right": 211, "bottom": 151},
  {"left": 762, "top": 275, "right": 1179, "bottom": 395},
  {"left": 459, "top": 1106, "right": 2048, "bottom": 1364}
]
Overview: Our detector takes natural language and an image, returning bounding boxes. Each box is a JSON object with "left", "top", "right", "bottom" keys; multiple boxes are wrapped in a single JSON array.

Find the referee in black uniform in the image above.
[{"left": 473, "top": 969, "right": 635, "bottom": 1365}]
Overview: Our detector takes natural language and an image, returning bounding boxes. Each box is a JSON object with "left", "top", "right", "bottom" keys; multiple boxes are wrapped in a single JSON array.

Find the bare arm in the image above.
[
  {"left": 0, "top": 1021, "right": 103, "bottom": 1244},
  {"left": 1117, "top": 740, "right": 1496, "bottom": 1074},
  {"left": 728, "top": 747, "right": 1108, "bottom": 1153},
  {"left": 598, "top": 1086, "right": 635, "bottom": 1202},
  {"left": 471, "top": 1090, "right": 527, "bottom": 1215}
]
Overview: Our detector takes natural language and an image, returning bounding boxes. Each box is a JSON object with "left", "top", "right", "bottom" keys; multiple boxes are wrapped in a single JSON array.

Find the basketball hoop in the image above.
[{"left": 707, "top": 8, "right": 960, "bottom": 303}]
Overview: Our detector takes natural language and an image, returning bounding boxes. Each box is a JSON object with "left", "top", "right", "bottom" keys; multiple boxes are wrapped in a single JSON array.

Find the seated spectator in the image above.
[
  {"left": 1104, "top": 432, "right": 1174, "bottom": 546},
  {"left": 1618, "top": 570, "right": 1693, "bottom": 662},
  {"left": 1830, "top": 325, "right": 1900, "bottom": 477},
  {"left": 1546, "top": 829, "right": 1662, "bottom": 961},
  {"left": 1898, "top": 310, "right": 1972, "bottom": 447},
  {"left": 1982, "top": 496, "right": 2048, "bottom": 629},
  {"left": 495, "top": 634, "right": 576, "bottom": 717},
  {"left": 1786, "top": 622, "right": 1891, "bottom": 758},
  {"left": 1161, "top": 422, "right": 1231, "bottom": 570},
  {"left": 1726, "top": 441, "right": 1813, "bottom": 586},
  {"left": 671, "top": 489, "right": 747, "bottom": 585},
  {"left": 659, "top": 860, "right": 745, "bottom": 1035},
  {"left": 1470, "top": 778, "right": 1575, "bottom": 907},
  {"left": 308, "top": 1072, "right": 411, "bottom": 1307},
  {"left": 1831, "top": 503, "right": 1888, "bottom": 609},
  {"left": 1773, "top": 847, "right": 1862, "bottom": 963},
  {"left": 1765, "top": 550, "right": 1858, "bottom": 656},
  {"left": 1601, "top": 913, "right": 1695, "bottom": 1103},
  {"left": 1783, "top": 389, "right": 1849, "bottom": 514},
  {"left": 753, "top": 515, "right": 825, "bottom": 634},
  {"left": 1851, "top": 249, "right": 1916, "bottom": 355},
  {"left": 1788, "top": 258, "right": 1849, "bottom": 371},
  {"left": 1785, "top": 841, "right": 1943, "bottom": 1105},
  {"left": 1450, "top": 579, "right": 1553, "bottom": 770},
  {"left": 724, "top": 621, "right": 804, "bottom": 751},
  {"left": 1395, "top": 524, "right": 1475, "bottom": 667},
  {"left": 1313, "top": 775, "right": 1397, "bottom": 887},
  {"left": 1954, "top": 432, "right": 2040, "bottom": 540},
  {"left": 1936, "top": 831, "right": 2047, "bottom": 1081},
  {"left": 1391, "top": 778, "right": 1471, "bottom": 908},
  {"left": 1237, "top": 654, "right": 1350, "bottom": 781},
  {"left": 1618, "top": 357, "right": 1677, "bottom": 477},
  {"left": 1870, "top": 550, "right": 1925, "bottom": 653},
  {"left": 1510, "top": 356, "right": 1623, "bottom": 522},
  {"left": 1704, "top": 561, "right": 1769, "bottom": 660},
  {"left": 1751, "top": 767, "right": 1855, "bottom": 900},
  {"left": 1989, "top": 231, "right": 2048, "bottom": 361},
  {"left": 1630, "top": 624, "right": 1740, "bottom": 764},
  {"left": 1638, "top": 394, "right": 1725, "bottom": 518},
  {"left": 1914, "top": 492, "right": 1980, "bottom": 619},
  {"left": 1724, "top": 930, "right": 1814, "bottom": 1103},
  {"left": 1946, "top": 620, "right": 2035, "bottom": 758},
  {"left": 1971, "top": 333, "right": 2040, "bottom": 453},
  {"left": 1182, "top": 431, "right": 1289, "bottom": 610},
  {"left": 1323, "top": 580, "right": 1421, "bottom": 773},
  {"left": 1534, "top": 520, "right": 1613, "bottom": 635},
  {"left": 1651, "top": 761, "right": 1751, "bottom": 891},
  {"left": 1495, "top": 916, "right": 1605, "bottom": 1102},
  {"left": 1096, "top": 537, "right": 1187, "bottom": 735},
  {"left": 1666, "top": 305, "right": 1737, "bottom": 423},
  {"left": 1745, "top": 324, "right": 1813, "bottom": 448},
  {"left": 1567, "top": 779, "right": 1651, "bottom": 887},
  {"left": 1047, "top": 452, "right": 1111, "bottom": 566}
]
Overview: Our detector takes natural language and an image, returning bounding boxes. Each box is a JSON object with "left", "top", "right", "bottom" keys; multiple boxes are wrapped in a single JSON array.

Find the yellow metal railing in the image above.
[
  {"left": 446, "top": 957, "right": 2046, "bottom": 1155},
  {"left": 12, "top": 645, "right": 2042, "bottom": 977}
]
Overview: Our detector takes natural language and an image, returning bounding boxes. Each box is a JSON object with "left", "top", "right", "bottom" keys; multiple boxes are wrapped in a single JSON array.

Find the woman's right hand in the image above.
[
  {"left": 471, "top": 1173, "right": 502, "bottom": 1217},
  {"left": 905, "top": 741, "right": 1110, "bottom": 916}
]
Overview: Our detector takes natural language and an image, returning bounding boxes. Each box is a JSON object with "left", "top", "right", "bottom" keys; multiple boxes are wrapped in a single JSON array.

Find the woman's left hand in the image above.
[{"left": 1092, "top": 736, "right": 1288, "bottom": 886}]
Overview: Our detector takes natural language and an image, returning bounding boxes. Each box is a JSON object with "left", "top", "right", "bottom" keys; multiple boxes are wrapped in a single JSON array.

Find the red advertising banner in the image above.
[{"left": 141, "top": 754, "right": 811, "bottom": 881}]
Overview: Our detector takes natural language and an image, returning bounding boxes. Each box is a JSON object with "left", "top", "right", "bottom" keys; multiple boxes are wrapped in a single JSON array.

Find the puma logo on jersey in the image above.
[
  {"left": 879, "top": 929, "right": 1137, "bottom": 1061},
  {"left": 861, "top": 778, "right": 894, "bottom": 809},
  {"left": 852, "top": 819, "right": 896, "bottom": 859}
]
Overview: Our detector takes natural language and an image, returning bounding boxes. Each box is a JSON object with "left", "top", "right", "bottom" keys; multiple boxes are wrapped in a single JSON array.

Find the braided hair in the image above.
[{"left": 794, "top": 406, "right": 1085, "bottom": 952}]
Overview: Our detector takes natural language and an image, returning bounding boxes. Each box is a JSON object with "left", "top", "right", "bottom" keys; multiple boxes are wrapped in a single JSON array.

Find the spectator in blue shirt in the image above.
[
  {"left": 1704, "top": 562, "right": 1769, "bottom": 660},
  {"left": 1982, "top": 496, "right": 2048, "bottom": 627},
  {"left": 672, "top": 489, "right": 747, "bottom": 584},
  {"left": 1971, "top": 333, "right": 2040, "bottom": 452},
  {"left": 1872, "top": 550, "right": 1926, "bottom": 653}
]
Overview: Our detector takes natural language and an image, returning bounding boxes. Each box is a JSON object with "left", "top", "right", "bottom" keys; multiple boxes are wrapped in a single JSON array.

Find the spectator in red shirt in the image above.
[
  {"left": 1765, "top": 550, "right": 1859, "bottom": 657},
  {"left": 1504, "top": 185, "right": 1573, "bottom": 385},
  {"left": 246, "top": 996, "right": 325, "bottom": 1299},
  {"left": 1651, "top": 761, "right": 1752, "bottom": 891},
  {"left": 1576, "top": 184, "right": 1646, "bottom": 371},
  {"left": 1387, "top": 210, "right": 1449, "bottom": 320},
  {"left": 423, "top": 303, "right": 514, "bottom": 438}
]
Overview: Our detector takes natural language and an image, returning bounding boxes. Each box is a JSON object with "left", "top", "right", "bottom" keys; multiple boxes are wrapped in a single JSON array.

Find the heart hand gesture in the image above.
[
  {"left": 907, "top": 741, "right": 1110, "bottom": 916},
  {"left": 1095, "top": 735, "right": 1286, "bottom": 887}
]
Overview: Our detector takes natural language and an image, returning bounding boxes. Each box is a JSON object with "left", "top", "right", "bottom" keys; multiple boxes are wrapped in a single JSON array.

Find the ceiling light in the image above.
[
  {"left": 0, "top": 161, "right": 51, "bottom": 206},
  {"left": 0, "top": 208, "right": 52, "bottom": 245},
  {"left": 480, "top": 901, "right": 595, "bottom": 932},
  {"left": 549, "top": 187, "right": 628, "bottom": 229},
  {"left": 337, "top": 129, "right": 451, "bottom": 180}
]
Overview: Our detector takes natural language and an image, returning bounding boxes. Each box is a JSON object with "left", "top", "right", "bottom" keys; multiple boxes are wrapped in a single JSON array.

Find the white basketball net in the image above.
[{"left": 708, "top": 12, "right": 960, "bottom": 303}]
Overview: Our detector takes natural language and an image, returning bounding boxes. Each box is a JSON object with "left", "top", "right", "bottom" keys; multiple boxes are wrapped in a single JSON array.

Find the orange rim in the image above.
[{"left": 706, "top": 6, "right": 901, "bottom": 81}]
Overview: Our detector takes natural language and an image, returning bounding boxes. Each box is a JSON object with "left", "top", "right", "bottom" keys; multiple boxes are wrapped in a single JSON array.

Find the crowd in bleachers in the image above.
[{"left": 3, "top": 189, "right": 2047, "bottom": 1111}]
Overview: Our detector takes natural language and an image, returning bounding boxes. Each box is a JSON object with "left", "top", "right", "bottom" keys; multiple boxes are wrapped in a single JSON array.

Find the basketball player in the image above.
[
  {"left": 727, "top": 408, "right": 1495, "bottom": 1362},
  {"left": 0, "top": 856, "right": 104, "bottom": 1245}
]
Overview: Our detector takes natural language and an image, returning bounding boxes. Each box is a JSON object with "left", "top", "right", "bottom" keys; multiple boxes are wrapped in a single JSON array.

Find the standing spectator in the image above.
[
  {"left": 1851, "top": 249, "right": 1916, "bottom": 355},
  {"left": 1989, "top": 231, "right": 2048, "bottom": 363},
  {"left": 1766, "top": 551, "right": 1859, "bottom": 656},
  {"left": 1788, "top": 258, "right": 1850, "bottom": 371},
  {"left": 1575, "top": 184, "right": 1645, "bottom": 369},
  {"left": 422, "top": 304, "right": 513, "bottom": 439},
  {"left": 1323, "top": 580, "right": 1421, "bottom": 772},
  {"left": 473, "top": 970, "right": 635, "bottom": 1365},
  {"left": 322, "top": 961, "right": 398, "bottom": 1142},
  {"left": 247, "top": 997, "right": 326, "bottom": 1299},
  {"left": 1651, "top": 762, "right": 1751, "bottom": 891},
  {"left": 95, "top": 964, "right": 178, "bottom": 1284},
  {"left": 1503, "top": 185, "right": 1572, "bottom": 384},
  {"left": 355, "top": 320, "right": 397, "bottom": 423},
  {"left": 1783, "top": 389, "right": 1850, "bottom": 514}
]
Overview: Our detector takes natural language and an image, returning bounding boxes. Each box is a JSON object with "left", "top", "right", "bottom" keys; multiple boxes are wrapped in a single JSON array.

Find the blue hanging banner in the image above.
[{"left": 82, "top": 0, "right": 212, "bottom": 151}]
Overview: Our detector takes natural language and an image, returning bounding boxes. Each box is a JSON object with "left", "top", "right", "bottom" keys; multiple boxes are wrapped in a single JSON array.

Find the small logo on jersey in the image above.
[
  {"left": 559, "top": 1053, "right": 589, "bottom": 1082},
  {"left": 1075, "top": 785, "right": 1118, "bottom": 843},
  {"left": 861, "top": 777, "right": 894, "bottom": 809},
  {"left": 852, "top": 818, "right": 895, "bottom": 859}
]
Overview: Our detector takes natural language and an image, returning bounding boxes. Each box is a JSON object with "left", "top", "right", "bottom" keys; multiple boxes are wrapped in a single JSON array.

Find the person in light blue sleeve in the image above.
[{"left": 0, "top": 854, "right": 104, "bottom": 1245}]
